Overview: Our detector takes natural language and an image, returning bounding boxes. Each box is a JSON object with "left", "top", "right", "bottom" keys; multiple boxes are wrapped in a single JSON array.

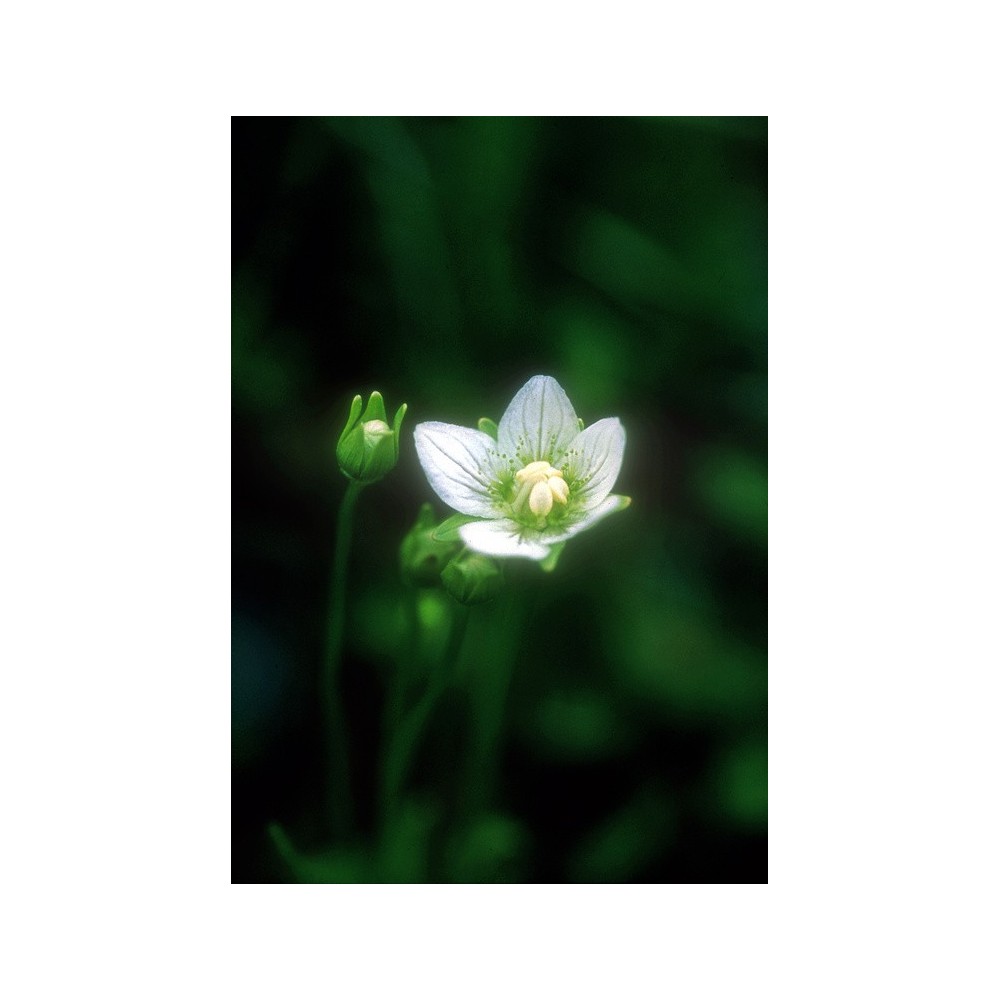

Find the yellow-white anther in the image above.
[
  {"left": 515, "top": 460, "right": 554, "bottom": 483},
  {"left": 529, "top": 479, "right": 554, "bottom": 516},
  {"left": 514, "top": 460, "right": 569, "bottom": 518}
]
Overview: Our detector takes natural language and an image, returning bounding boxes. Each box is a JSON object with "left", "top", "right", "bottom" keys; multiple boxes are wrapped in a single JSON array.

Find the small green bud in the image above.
[
  {"left": 336, "top": 390, "right": 407, "bottom": 483},
  {"left": 441, "top": 550, "right": 504, "bottom": 606},
  {"left": 400, "top": 503, "right": 462, "bottom": 588}
]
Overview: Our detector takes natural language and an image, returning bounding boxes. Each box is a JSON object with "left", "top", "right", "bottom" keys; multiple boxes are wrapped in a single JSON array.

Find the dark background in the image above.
[{"left": 232, "top": 116, "right": 767, "bottom": 883}]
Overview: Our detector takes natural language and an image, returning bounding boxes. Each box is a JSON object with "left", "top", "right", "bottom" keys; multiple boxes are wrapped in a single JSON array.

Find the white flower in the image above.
[{"left": 414, "top": 375, "right": 630, "bottom": 560}]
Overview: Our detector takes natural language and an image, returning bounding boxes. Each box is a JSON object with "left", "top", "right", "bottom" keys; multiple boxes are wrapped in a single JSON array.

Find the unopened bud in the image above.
[
  {"left": 441, "top": 551, "right": 504, "bottom": 606},
  {"left": 400, "top": 503, "right": 462, "bottom": 588},
  {"left": 336, "top": 390, "right": 407, "bottom": 483}
]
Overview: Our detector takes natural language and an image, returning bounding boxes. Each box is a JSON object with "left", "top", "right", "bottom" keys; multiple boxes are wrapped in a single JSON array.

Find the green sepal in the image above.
[
  {"left": 392, "top": 402, "right": 408, "bottom": 459},
  {"left": 478, "top": 417, "right": 498, "bottom": 440},
  {"left": 432, "top": 513, "right": 481, "bottom": 542},
  {"left": 577, "top": 417, "right": 585, "bottom": 432},
  {"left": 359, "top": 390, "right": 387, "bottom": 425},
  {"left": 539, "top": 541, "right": 566, "bottom": 573},
  {"left": 419, "top": 503, "right": 436, "bottom": 529},
  {"left": 337, "top": 394, "right": 363, "bottom": 450}
]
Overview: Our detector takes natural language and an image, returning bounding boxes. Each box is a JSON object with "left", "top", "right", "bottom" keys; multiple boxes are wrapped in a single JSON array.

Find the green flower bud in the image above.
[
  {"left": 336, "top": 391, "right": 407, "bottom": 483},
  {"left": 441, "top": 550, "right": 504, "bottom": 606},
  {"left": 399, "top": 503, "right": 462, "bottom": 588}
]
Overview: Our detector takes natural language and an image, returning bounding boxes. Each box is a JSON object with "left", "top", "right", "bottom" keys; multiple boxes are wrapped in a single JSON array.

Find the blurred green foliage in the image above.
[{"left": 233, "top": 116, "right": 766, "bottom": 883}]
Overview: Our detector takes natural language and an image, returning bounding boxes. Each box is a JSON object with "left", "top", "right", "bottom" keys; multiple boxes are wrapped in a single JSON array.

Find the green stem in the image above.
[
  {"left": 380, "top": 604, "right": 469, "bottom": 833},
  {"left": 322, "top": 478, "right": 364, "bottom": 838},
  {"left": 460, "top": 591, "right": 525, "bottom": 820},
  {"left": 384, "top": 591, "right": 419, "bottom": 734}
]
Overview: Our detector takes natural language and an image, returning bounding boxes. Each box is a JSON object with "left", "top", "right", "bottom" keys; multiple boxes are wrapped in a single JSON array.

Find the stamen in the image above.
[
  {"left": 549, "top": 476, "right": 569, "bottom": 504},
  {"left": 512, "top": 460, "right": 570, "bottom": 520},
  {"left": 529, "top": 480, "right": 554, "bottom": 516},
  {"left": 515, "top": 460, "right": 553, "bottom": 483}
]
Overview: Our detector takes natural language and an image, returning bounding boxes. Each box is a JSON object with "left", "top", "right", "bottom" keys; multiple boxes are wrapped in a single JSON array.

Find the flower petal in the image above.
[
  {"left": 561, "top": 417, "right": 626, "bottom": 508},
  {"left": 498, "top": 375, "right": 580, "bottom": 466},
  {"left": 458, "top": 518, "right": 551, "bottom": 560},
  {"left": 413, "top": 422, "right": 500, "bottom": 517},
  {"left": 546, "top": 494, "right": 631, "bottom": 545}
]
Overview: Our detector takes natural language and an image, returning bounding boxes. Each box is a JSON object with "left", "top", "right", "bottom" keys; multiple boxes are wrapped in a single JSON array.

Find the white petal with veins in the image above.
[
  {"left": 544, "top": 494, "right": 631, "bottom": 545},
  {"left": 561, "top": 418, "right": 626, "bottom": 509},
  {"left": 413, "top": 422, "right": 500, "bottom": 518},
  {"left": 498, "top": 375, "right": 579, "bottom": 466},
  {"left": 458, "top": 518, "right": 551, "bottom": 560}
]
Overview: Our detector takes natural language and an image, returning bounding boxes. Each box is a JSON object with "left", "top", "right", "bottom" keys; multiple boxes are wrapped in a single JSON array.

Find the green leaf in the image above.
[
  {"left": 432, "top": 513, "right": 480, "bottom": 542},
  {"left": 268, "top": 823, "right": 368, "bottom": 883}
]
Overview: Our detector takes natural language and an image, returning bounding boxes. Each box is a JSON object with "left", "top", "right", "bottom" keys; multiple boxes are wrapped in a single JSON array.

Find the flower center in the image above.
[{"left": 513, "top": 460, "right": 569, "bottom": 519}]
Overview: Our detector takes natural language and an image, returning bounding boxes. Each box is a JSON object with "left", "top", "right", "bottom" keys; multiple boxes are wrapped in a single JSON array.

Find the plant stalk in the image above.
[
  {"left": 322, "top": 478, "right": 364, "bottom": 838},
  {"left": 380, "top": 604, "right": 470, "bottom": 834}
]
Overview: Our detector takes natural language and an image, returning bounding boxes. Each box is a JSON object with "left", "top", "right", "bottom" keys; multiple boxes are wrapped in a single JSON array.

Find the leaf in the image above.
[{"left": 268, "top": 823, "right": 368, "bottom": 883}]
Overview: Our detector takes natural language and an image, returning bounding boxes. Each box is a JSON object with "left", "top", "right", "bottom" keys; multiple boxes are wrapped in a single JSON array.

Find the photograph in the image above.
[{"left": 231, "top": 115, "right": 767, "bottom": 883}]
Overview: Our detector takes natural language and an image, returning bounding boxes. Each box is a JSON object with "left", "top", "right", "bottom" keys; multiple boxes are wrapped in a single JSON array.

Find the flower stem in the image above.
[
  {"left": 380, "top": 604, "right": 469, "bottom": 834},
  {"left": 322, "top": 478, "right": 364, "bottom": 838},
  {"left": 459, "top": 591, "right": 525, "bottom": 820},
  {"left": 382, "top": 591, "right": 418, "bottom": 742}
]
